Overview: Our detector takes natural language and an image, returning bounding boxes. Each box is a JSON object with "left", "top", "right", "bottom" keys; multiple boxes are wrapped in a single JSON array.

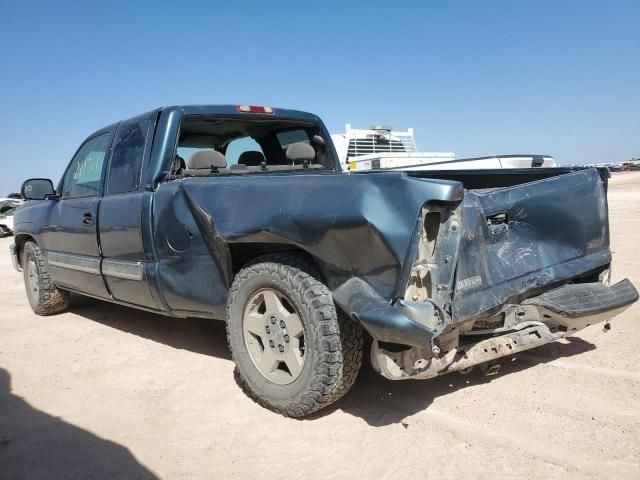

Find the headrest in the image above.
[
  {"left": 238, "top": 150, "right": 265, "bottom": 166},
  {"left": 188, "top": 150, "right": 227, "bottom": 170},
  {"left": 286, "top": 143, "right": 316, "bottom": 164}
]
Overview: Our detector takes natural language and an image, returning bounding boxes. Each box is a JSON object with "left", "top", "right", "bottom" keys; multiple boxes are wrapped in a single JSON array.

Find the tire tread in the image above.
[
  {"left": 226, "top": 253, "right": 363, "bottom": 417},
  {"left": 23, "top": 241, "right": 70, "bottom": 315}
]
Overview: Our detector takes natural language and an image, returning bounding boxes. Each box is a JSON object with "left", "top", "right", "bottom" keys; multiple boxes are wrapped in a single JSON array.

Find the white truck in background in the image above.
[
  {"left": 331, "top": 124, "right": 557, "bottom": 171},
  {"left": 0, "top": 198, "right": 22, "bottom": 237}
]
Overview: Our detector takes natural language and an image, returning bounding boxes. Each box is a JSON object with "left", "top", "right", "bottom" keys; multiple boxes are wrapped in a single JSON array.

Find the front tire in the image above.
[
  {"left": 22, "top": 241, "right": 70, "bottom": 315},
  {"left": 226, "top": 256, "right": 363, "bottom": 417}
]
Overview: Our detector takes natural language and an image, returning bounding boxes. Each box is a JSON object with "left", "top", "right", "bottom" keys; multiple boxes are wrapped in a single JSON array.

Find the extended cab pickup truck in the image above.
[{"left": 11, "top": 105, "right": 638, "bottom": 417}]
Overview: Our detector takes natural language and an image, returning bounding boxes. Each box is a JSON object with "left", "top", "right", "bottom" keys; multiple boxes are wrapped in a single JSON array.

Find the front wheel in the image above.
[
  {"left": 226, "top": 257, "right": 363, "bottom": 417},
  {"left": 22, "top": 241, "right": 70, "bottom": 315}
]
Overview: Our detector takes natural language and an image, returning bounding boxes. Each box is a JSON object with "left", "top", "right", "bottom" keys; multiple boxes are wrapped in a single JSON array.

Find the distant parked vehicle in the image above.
[
  {"left": 331, "top": 124, "right": 557, "bottom": 171},
  {"left": 607, "top": 160, "right": 640, "bottom": 172},
  {"left": 0, "top": 207, "right": 16, "bottom": 237},
  {"left": 0, "top": 199, "right": 22, "bottom": 237}
]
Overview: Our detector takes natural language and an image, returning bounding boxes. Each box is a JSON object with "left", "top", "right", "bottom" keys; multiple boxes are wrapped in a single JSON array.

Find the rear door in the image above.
[
  {"left": 98, "top": 113, "right": 159, "bottom": 309},
  {"left": 43, "top": 132, "right": 112, "bottom": 298}
]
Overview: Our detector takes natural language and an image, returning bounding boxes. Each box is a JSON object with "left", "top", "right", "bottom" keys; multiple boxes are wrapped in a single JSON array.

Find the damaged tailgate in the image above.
[
  {"left": 451, "top": 168, "right": 612, "bottom": 322},
  {"left": 373, "top": 168, "right": 638, "bottom": 380}
]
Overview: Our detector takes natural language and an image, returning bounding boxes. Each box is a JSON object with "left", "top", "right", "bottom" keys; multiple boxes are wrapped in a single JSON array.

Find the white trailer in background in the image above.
[{"left": 331, "top": 124, "right": 556, "bottom": 171}]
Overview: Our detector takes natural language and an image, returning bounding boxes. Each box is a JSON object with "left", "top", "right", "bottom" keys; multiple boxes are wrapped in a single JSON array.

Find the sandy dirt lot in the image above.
[{"left": 1, "top": 172, "right": 639, "bottom": 480}]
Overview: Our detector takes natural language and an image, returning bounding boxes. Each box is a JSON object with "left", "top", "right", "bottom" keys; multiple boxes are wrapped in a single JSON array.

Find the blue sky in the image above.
[{"left": 0, "top": 0, "right": 638, "bottom": 195}]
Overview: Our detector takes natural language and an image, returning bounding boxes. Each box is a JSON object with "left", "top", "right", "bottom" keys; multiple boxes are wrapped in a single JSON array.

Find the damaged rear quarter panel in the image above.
[{"left": 151, "top": 171, "right": 463, "bottom": 320}]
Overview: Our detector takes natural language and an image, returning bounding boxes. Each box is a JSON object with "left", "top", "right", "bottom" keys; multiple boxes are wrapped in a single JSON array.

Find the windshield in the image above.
[{"left": 0, "top": 207, "right": 16, "bottom": 217}]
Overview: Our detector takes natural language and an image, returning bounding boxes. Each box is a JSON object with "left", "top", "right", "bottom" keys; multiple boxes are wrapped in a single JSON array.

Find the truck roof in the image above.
[
  {"left": 172, "top": 105, "right": 320, "bottom": 121},
  {"left": 85, "top": 105, "right": 322, "bottom": 141}
]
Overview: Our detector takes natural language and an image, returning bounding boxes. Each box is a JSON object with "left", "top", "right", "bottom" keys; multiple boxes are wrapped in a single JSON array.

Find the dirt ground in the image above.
[{"left": 1, "top": 172, "right": 639, "bottom": 480}]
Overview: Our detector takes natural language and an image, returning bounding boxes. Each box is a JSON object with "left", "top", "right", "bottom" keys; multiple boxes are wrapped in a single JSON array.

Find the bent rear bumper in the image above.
[
  {"left": 9, "top": 243, "right": 21, "bottom": 272},
  {"left": 372, "top": 279, "right": 638, "bottom": 380},
  {"left": 523, "top": 278, "right": 638, "bottom": 332}
]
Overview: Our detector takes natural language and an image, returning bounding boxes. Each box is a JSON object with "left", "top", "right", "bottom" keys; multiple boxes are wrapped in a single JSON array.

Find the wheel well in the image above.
[
  {"left": 228, "top": 243, "right": 322, "bottom": 277},
  {"left": 13, "top": 234, "right": 35, "bottom": 265}
]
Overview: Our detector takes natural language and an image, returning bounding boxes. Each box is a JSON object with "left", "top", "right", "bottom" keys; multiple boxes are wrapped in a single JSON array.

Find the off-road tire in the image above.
[
  {"left": 22, "top": 241, "right": 70, "bottom": 315},
  {"left": 226, "top": 255, "right": 363, "bottom": 417}
]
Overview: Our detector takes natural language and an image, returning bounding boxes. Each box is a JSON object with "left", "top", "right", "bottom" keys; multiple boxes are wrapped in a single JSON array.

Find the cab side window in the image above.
[
  {"left": 61, "top": 133, "right": 110, "bottom": 199},
  {"left": 106, "top": 116, "right": 149, "bottom": 194}
]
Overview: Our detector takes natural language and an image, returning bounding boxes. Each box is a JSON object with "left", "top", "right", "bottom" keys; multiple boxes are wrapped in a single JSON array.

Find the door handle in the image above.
[{"left": 82, "top": 212, "right": 94, "bottom": 226}]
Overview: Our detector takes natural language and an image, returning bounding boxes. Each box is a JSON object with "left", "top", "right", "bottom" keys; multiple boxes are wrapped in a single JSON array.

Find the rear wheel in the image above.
[
  {"left": 226, "top": 256, "right": 363, "bottom": 417},
  {"left": 22, "top": 241, "right": 70, "bottom": 315}
]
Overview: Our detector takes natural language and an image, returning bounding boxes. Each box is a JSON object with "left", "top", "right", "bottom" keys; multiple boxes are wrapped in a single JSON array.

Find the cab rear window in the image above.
[{"left": 172, "top": 117, "right": 335, "bottom": 177}]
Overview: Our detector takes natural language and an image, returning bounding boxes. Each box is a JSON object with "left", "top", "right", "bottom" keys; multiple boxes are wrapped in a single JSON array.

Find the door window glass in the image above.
[
  {"left": 61, "top": 133, "right": 110, "bottom": 199},
  {"left": 107, "top": 117, "right": 149, "bottom": 194}
]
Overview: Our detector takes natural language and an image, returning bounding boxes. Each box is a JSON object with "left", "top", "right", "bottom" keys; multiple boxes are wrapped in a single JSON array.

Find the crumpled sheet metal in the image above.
[
  {"left": 451, "top": 168, "right": 610, "bottom": 323},
  {"left": 152, "top": 171, "right": 462, "bottom": 334},
  {"left": 152, "top": 168, "right": 611, "bottom": 347}
]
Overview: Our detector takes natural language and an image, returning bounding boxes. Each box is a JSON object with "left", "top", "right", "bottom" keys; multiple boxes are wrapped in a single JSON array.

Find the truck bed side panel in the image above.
[{"left": 152, "top": 172, "right": 463, "bottom": 319}]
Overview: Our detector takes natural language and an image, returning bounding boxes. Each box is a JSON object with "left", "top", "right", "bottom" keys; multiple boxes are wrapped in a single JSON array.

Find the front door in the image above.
[{"left": 42, "top": 132, "right": 112, "bottom": 298}]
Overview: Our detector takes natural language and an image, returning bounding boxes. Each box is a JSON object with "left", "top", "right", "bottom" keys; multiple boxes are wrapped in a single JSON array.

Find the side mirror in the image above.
[{"left": 21, "top": 178, "right": 56, "bottom": 200}]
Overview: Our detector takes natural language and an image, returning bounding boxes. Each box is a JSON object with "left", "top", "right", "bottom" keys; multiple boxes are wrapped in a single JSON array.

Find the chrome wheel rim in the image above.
[
  {"left": 242, "top": 288, "right": 306, "bottom": 385},
  {"left": 26, "top": 257, "right": 39, "bottom": 299}
]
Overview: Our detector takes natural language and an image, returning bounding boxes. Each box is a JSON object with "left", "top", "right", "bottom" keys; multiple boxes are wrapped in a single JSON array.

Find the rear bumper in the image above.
[
  {"left": 9, "top": 243, "right": 21, "bottom": 272},
  {"left": 372, "top": 279, "right": 638, "bottom": 380},
  {"left": 523, "top": 278, "right": 638, "bottom": 331}
]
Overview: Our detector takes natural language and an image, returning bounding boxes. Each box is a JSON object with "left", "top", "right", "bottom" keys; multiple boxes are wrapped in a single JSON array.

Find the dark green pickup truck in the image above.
[{"left": 10, "top": 104, "right": 638, "bottom": 416}]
